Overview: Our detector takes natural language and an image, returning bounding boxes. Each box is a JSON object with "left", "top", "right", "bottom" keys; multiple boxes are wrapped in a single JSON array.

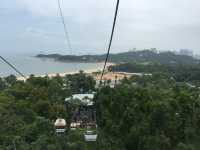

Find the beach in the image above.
[{"left": 17, "top": 62, "right": 115, "bottom": 80}]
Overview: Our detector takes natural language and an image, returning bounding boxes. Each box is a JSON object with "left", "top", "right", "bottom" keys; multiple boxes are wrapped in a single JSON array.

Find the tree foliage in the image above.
[
  {"left": 0, "top": 72, "right": 96, "bottom": 149},
  {"left": 95, "top": 74, "right": 200, "bottom": 150}
]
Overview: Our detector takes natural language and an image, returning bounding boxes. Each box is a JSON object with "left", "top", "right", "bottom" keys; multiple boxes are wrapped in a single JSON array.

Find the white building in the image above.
[{"left": 179, "top": 49, "right": 193, "bottom": 57}]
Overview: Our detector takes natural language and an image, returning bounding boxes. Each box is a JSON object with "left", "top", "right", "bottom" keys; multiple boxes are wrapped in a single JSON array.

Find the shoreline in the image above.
[{"left": 17, "top": 62, "right": 115, "bottom": 81}]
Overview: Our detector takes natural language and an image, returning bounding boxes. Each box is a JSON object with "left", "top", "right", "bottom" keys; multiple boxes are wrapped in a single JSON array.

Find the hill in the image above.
[{"left": 36, "top": 50, "right": 200, "bottom": 65}]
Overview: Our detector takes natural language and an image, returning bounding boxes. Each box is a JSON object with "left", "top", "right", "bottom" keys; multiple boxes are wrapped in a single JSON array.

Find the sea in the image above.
[{"left": 0, "top": 53, "right": 103, "bottom": 77}]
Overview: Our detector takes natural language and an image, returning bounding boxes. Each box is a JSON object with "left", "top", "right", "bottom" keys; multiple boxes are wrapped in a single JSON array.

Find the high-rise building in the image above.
[{"left": 179, "top": 49, "right": 193, "bottom": 57}]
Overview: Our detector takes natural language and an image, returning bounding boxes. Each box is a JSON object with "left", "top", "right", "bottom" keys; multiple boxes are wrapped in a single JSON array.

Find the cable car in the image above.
[
  {"left": 84, "top": 124, "right": 98, "bottom": 142},
  {"left": 84, "top": 130, "right": 98, "bottom": 142},
  {"left": 54, "top": 118, "right": 66, "bottom": 133}
]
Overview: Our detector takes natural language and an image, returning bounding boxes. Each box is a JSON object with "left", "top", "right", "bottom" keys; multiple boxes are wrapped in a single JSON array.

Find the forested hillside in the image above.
[
  {"left": 1, "top": 71, "right": 200, "bottom": 149},
  {"left": 111, "top": 62, "right": 200, "bottom": 86},
  {"left": 36, "top": 50, "right": 200, "bottom": 65},
  {"left": 0, "top": 72, "right": 96, "bottom": 149},
  {"left": 96, "top": 74, "right": 200, "bottom": 150}
]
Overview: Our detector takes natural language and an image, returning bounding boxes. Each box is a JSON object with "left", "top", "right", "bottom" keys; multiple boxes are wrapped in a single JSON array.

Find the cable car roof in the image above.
[{"left": 54, "top": 118, "right": 66, "bottom": 127}]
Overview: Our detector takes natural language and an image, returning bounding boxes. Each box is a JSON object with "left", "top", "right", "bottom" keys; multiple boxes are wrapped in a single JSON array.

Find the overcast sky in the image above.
[{"left": 1, "top": 0, "right": 200, "bottom": 55}]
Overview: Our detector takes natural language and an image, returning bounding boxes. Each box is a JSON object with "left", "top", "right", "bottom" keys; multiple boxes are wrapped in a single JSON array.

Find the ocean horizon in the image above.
[{"left": 0, "top": 53, "right": 104, "bottom": 77}]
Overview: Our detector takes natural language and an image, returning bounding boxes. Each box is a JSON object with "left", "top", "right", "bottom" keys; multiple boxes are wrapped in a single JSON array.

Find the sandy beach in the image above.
[{"left": 17, "top": 62, "right": 115, "bottom": 81}]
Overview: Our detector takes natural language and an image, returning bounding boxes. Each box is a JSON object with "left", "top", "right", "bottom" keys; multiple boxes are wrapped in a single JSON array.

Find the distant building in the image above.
[
  {"left": 150, "top": 48, "right": 158, "bottom": 54},
  {"left": 94, "top": 72, "right": 152, "bottom": 88},
  {"left": 179, "top": 49, "right": 193, "bottom": 57},
  {"left": 194, "top": 54, "right": 200, "bottom": 60}
]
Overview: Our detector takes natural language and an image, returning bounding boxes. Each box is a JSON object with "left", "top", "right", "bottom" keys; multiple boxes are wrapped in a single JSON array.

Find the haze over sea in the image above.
[{"left": 0, "top": 53, "right": 103, "bottom": 77}]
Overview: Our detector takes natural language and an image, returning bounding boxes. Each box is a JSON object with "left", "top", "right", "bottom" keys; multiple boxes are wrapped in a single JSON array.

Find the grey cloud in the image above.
[{"left": 1, "top": 0, "right": 200, "bottom": 54}]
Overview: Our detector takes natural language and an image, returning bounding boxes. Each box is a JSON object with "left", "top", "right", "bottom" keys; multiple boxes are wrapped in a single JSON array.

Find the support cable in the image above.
[
  {"left": 100, "top": 0, "right": 120, "bottom": 83},
  {"left": 57, "top": 0, "right": 72, "bottom": 52},
  {"left": 0, "top": 56, "right": 26, "bottom": 79}
]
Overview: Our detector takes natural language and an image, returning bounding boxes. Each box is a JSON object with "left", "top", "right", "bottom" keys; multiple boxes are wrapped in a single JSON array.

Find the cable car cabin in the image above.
[
  {"left": 84, "top": 130, "right": 98, "bottom": 142},
  {"left": 54, "top": 118, "right": 66, "bottom": 133}
]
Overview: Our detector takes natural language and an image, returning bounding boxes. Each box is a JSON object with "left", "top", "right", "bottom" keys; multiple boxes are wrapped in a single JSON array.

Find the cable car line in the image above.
[
  {"left": 100, "top": 0, "right": 120, "bottom": 83},
  {"left": 57, "top": 0, "right": 78, "bottom": 71},
  {"left": 57, "top": 0, "right": 72, "bottom": 51},
  {"left": 0, "top": 56, "right": 26, "bottom": 79},
  {"left": 54, "top": 0, "right": 120, "bottom": 140}
]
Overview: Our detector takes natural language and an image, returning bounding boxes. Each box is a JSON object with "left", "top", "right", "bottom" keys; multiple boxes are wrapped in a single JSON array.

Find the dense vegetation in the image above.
[
  {"left": 111, "top": 62, "right": 200, "bottom": 86},
  {"left": 1, "top": 66, "right": 200, "bottom": 149},
  {"left": 36, "top": 50, "right": 200, "bottom": 65},
  {"left": 96, "top": 74, "right": 200, "bottom": 150},
  {"left": 0, "top": 72, "right": 96, "bottom": 149}
]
